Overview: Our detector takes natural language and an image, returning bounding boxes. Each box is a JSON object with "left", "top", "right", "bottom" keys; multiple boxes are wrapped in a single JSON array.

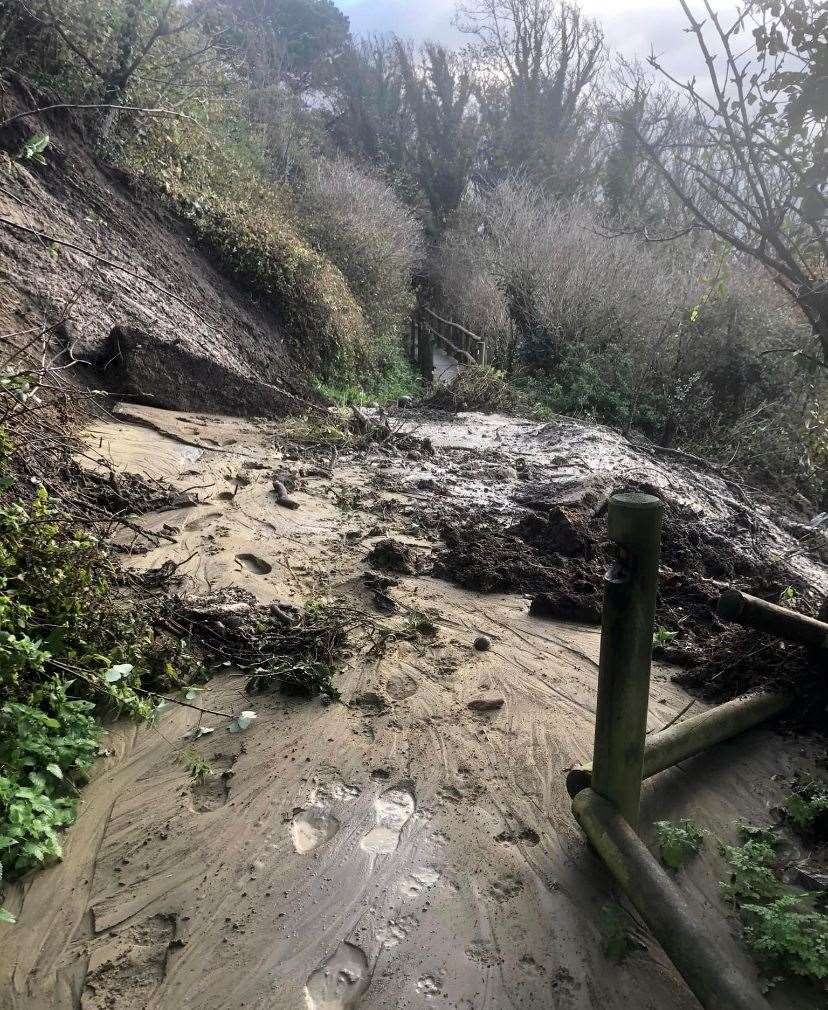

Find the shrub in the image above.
[
  {"left": 784, "top": 778, "right": 828, "bottom": 837},
  {"left": 298, "top": 156, "right": 423, "bottom": 350},
  {"left": 425, "top": 364, "right": 536, "bottom": 415},
  {"left": 126, "top": 118, "right": 372, "bottom": 381},
  {"left": 0, "top": 466, "right": 200, "bottom": 881},
  {"left": 720, "top": 826, "right": 828, "bottom": 987},
  {"left": 433, "top": 179, "right": 824, "bottom": 497}
]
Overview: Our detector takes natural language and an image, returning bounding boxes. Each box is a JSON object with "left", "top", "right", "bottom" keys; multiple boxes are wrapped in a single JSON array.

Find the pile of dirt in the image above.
[
  {"left": 434, "top": 495, "right": 818, "bottom": 664},
  {"left": 676, "top": 628, "right": 827, "bottom": 728}
]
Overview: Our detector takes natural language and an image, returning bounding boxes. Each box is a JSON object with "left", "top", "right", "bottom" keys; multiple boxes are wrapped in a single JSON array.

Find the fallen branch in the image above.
[{"left": 0, "top": 103, "right": 200, "bottom": 131}]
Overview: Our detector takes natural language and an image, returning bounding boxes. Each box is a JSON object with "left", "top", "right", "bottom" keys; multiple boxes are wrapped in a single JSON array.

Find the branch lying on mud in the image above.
[
  {"left": 0, "top": 103, "right": 200, "bottom": 130},
  {"left": 50, "top": 659, "right": 235, "bottom": 719}
]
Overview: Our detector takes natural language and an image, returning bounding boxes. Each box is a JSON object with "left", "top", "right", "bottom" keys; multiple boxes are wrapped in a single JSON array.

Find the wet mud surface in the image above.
[{"left": 2, "top": 403, "right": 825, "bottom": 1010}]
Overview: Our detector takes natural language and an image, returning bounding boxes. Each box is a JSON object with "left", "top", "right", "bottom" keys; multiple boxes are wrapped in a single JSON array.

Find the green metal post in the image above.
[{"left": 591, "top": 492, "right": 663, "bottom": 830}]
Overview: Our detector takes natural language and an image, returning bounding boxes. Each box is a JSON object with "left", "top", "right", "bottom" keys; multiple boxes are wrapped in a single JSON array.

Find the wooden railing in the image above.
[{"left": 410, "top": 305, "right": 486, "bottom": 381}]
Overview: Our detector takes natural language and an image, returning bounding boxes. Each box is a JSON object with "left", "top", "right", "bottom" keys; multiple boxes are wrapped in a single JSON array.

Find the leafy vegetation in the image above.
[
  {"left": 600, "top": 903, "right": 646, "bottom": 962},
  {"left": 178, "top": 747, "right": 213, "bottom": 784},
  {"left": 783, "top": 778, "right": 828, "bottom": 837},
  {"left": 0, "top": 465, "right": 200, "bottom": 884},
  {"left": 654, "top": 819, "right": 705, "bottom": 871},
  {"left": 720, "top": 826, "right": 828, "bottom": 987}
]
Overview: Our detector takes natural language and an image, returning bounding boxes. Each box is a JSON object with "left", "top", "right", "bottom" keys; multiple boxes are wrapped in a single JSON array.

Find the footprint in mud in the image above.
[
  {"left": 183, "top": 511, "right": 223, "bottom": 531},
  {"left": 291, "top": 807, "right": 341, "bottom": 854},
  {"left": 400, "top": 865, "right": 440, "bottom": 899},
  {"left": 235, "top": 552, "right": 273, "bottom": 575},
  {"left": 490, "top": 874, "right": 524, "bottom": 902},
  {"left": 190, "top": 754, "right": 235, "bottom": 812},
  {"left": 385, "top": 673, "right": 418, "bottom": 701},
  {"left": 376, "top": 914, "right": 418, "bottom": 949},
  {"left": 360, "top": 785, "right": 416, "bottom": 855},
  {"left": 81, "top": 913, "right": 176, "bottom": 1010},
  {"left": 305, "top": 942, "right": 370, "bottom": 1010},
  {"left": 416, "top": 975, "right": 443, "bottom": 997}
]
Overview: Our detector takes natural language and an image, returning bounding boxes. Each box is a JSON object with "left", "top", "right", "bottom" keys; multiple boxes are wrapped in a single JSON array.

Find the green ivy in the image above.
[{"left": 0, "top": 469, "right": 201, "bottom": 885}]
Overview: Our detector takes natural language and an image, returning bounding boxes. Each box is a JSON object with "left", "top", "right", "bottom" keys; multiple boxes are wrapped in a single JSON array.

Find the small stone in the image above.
[
  {"left": 468, "top": 698, "right": 505, "bottom": 712},
  {"left": 473, "top": 636, "right": 491, "bottom": 652}
]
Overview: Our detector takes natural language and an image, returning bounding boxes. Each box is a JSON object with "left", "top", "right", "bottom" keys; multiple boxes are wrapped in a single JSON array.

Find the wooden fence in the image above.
[{"left": 410, "top": 305, "right": 486, "bottom": 381}]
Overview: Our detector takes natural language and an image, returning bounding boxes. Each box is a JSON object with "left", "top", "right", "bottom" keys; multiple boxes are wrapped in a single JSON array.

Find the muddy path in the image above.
[{"left": 2, "top": 405, "right": 825, "bottom": 1010}]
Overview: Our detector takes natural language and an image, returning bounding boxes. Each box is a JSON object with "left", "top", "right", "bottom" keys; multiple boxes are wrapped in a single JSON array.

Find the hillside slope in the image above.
[{"left": 0, "top": 75, "right": 327, "bottom": 416}]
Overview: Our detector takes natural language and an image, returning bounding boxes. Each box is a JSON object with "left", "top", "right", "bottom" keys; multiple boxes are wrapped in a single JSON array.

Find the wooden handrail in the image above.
[
  {"left": 419, "top": 318, "right": 477, "bottom": 365},
  {"left": 419, "top": 305, "right": 484, "bottom": 349}
]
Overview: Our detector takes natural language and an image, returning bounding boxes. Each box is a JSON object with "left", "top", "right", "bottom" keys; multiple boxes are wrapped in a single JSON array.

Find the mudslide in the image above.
[{"left": 1, "top": 405, "right": 824, "bottom": 1010}]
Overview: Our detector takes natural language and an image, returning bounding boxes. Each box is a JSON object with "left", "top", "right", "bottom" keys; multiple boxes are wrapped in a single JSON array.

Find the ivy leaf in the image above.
[
  {"left": 45, "top": 763, "right": 63, "bottom": 780},
  {"left": 104, "top": 663, "right": 133, "bottom": 683},
  {"left": 0, "top": 907, "right": 16, "bottom": 924},
  {"left": 228, "top": 710, "right": 257, "bottom": 733}
]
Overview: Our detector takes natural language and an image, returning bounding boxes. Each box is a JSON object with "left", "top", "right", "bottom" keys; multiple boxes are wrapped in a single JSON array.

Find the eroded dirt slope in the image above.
[
  {"left": 2, "top": 404, "right": 825, "bottom": 1010},
  {"left": 0, "top": 75, "right": 314, "bottom": 415}
]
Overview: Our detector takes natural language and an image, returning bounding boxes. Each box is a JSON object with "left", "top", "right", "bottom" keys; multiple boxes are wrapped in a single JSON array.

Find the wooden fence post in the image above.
[{"left": 591, "top": 492, "right": 663, "bottom": 830}]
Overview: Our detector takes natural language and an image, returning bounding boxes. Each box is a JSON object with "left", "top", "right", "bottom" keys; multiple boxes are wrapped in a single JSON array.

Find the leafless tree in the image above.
[
  {"left": 637, "top": 0, "right": 828, "bottom": 367},
  {"left": 456, "top": 0, "right": 605, "bottom": 180}
]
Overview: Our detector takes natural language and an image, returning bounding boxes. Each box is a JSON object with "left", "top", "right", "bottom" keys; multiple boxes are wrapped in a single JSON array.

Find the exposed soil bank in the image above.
[
  {"left": 1, "top": 403, "right": 824, "bottom": 1010},
  {"left": 0, "top": 75, "right": 316, "bottom": 418}
]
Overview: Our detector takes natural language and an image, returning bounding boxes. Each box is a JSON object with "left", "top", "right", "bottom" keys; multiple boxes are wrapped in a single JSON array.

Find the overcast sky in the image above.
[{"left": 334, "top": 1, "right": 741, "bottom": 81}]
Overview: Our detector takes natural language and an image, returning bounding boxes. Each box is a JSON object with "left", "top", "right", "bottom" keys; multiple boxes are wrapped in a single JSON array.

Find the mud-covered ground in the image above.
[{"left": 2, "top": 403, "right": 826, "bottom": 1010}]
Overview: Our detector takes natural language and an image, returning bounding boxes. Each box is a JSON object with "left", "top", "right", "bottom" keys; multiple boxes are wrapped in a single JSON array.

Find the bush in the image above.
[
  {"left": 433, "top": 179, "right": 824, "bottom": 498},
  {"left": 720, "top": 827, "right": 828, "bottom": 987},
  {"left": 0, "top": 464, "right": 200, "bottom": 881},
  {"left": 425, "top": 365, "right": 536, "bottom": 415},
  {"left": 298, "top": 156, "right": 423, "bottom": 350},
  {"left": 127, "top": 119, "right": 372, "bottom": 381}
]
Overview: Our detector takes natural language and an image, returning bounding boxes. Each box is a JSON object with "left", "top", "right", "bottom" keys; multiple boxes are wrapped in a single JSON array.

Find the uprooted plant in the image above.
[{"left": 165, "top": 590, "right": 356, "bottom": 699}]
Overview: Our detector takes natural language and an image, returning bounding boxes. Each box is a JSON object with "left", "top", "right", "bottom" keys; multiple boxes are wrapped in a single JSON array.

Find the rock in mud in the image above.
[
  {"left": 272, "top": 479, "right": 300, "bottom": 509},
  {"left": 468, "top": 697, "right": 505, "bottom": 712},
  {"left": 473, "top": 635, "right": 492, "bottom": 651}
]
